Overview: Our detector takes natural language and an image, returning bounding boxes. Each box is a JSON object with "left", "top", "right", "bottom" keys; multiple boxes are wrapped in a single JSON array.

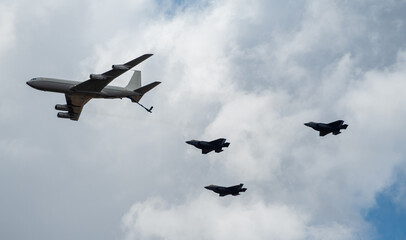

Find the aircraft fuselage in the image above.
[{"left": 26, "top": 77, "right": 140, "bottom": 99}]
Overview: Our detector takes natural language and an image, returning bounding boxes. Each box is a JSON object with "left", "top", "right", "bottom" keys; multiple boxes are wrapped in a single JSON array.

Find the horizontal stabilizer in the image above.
[
  {"left": 333, "top": 131, "right": 341, "bottom": 135},
  {"left": 223, "top": 142, "right": 230, "bottom": 148},
  {"left": 128, "top": 81, "right": 161, "bottom": 102},
  {"left": 342, "top": 124, "right": 348, "bottom": 129},
  {"left": 135, "top": 81, "right": 161, "bottom": 95},
  {"left": 241, "top": 188, "right": 247, "bottom": 192}
]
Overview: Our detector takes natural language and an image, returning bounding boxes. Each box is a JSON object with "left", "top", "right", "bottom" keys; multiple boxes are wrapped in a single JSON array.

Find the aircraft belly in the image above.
[{"left": 100, "top": 88, "right": 136, "bottom": 98}]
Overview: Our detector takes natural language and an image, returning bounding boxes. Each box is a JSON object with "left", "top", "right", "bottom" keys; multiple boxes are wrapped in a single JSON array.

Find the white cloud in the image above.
[{"left": 1, "top": 0, "right": 406, "bottom": 240}]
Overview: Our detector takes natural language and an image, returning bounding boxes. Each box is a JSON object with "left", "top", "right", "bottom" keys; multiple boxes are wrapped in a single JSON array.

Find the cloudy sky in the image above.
[{"left": 1, "top": 0, "right": 406, "bottom": 239}]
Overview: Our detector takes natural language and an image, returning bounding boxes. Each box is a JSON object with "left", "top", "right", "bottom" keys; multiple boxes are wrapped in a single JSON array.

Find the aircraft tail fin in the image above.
[
  {"left": 125, "top": 71, "right": 141, "bottom": 91},
  {"left": 128, "top": 81, "right": 161, "bottom": 102}
]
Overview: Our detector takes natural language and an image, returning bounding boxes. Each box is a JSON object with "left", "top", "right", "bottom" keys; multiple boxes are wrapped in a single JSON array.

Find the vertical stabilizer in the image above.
[{"left": 125, "top": 70, "right": 141, "bottom": 91}]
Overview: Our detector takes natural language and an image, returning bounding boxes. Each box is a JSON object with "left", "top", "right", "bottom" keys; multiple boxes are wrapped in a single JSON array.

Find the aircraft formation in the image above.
[{"left": 27, "top": 54, "right": 348, "bottom": 197}]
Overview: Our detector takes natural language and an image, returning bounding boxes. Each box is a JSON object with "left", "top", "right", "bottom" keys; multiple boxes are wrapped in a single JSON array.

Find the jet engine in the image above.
[
  {"left": 112, "top": 64, "right": 130, "bottom": 70},
  {"left": 55, "top": 104, "right": 70, "bottom": 111},
  {"left": 57, "top": 112, "right": 72, "bottom": 119},
  {"left": 89, "top": 74, "right": 107, "bottom": 80}
]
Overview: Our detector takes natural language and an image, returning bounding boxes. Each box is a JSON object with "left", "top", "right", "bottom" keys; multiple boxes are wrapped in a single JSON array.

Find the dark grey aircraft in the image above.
[
  {"left": 304, "top": 120, "right": 348, "bottom": 136},
  {"left": 186, "top": 138, "right": 230, "bottom": 154},
  {"left": 205, "top": 184, "right": 247, "bottom": 197},
  {"left": 27, "top": 54, "right": 160, "bottom": 121}
]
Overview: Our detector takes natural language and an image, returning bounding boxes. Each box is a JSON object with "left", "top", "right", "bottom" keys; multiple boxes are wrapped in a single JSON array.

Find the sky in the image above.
[{"left": 1, "top": 0, "right": 406, "bottom": 239}]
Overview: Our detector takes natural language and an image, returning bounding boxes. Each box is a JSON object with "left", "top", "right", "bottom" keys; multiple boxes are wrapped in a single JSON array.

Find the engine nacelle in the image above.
[
  {"left": 112, "top": 64, "right": 130, "bottom": 70},
  {"left": 57, "top": 112, "right": 72, "bottom": 119},
  {"left": 89, "top": 74, "right": 107, "bottom": 80},
  {"left": 55, "top": 104, "right": 70, "bottom": 111}
]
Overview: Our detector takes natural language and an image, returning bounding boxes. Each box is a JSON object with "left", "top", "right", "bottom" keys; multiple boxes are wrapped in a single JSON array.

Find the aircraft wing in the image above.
[
  {"left": 227, "top": 184, "right": 243, "bottom": 191},
  {"left": 209, "top": 138, "right": 226, "bottom": 146},
  {"left": 70, "top": 54, "right": 153, "bottom": 93},
  {"left": 65, "top": 94, "right": 92, "bottom": 121},
  {"left": 327, "top": 120, "right": 344, "bottom": 128}
]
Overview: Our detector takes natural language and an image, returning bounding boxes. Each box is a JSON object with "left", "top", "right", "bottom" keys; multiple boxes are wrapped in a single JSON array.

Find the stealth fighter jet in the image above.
[
  {"left": 205, "top": 184, "right": 247, "bottom": 197},
  {"left": 27, "top": 54, "right": 160, "bottom": 121},
  {"left": 186, "top": 138, "right": 230, "bottom": 154},
  {"left": 304, "top": 120, "right": 348, "bottom": 136}
]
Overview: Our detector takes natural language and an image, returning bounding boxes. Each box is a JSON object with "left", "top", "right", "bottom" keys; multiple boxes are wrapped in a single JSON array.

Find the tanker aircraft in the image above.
[{"left": 27, "top": 54, "right": 160, "bottom": 121}]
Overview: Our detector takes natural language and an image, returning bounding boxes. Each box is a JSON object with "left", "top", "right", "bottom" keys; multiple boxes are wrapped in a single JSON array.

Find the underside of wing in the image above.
[
  {"left": 70, "top": 54, "right": 153, "bottom": 93},
  {"left": 64, "top": 94, "right": 91, "bottom": 121}
]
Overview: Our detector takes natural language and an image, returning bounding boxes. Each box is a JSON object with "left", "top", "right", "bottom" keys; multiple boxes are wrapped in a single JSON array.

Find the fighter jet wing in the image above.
[
  {"left": 70, "top": 54, "right": 153, "bottom": 93},
  {"left": 202, "top": 149, "right": 213, "bottom": 154},
  {"left": 65, "top": 94, "right": 92, "bottom": 121},
  {"left": 209, "top": 138, "right": 226, "bottom": 145},
  {"left": 226, "top": 184, "right": 243, "bottom": 191},
  {"left": 327, "top": 120, "right": 344, "bottom": 128}
]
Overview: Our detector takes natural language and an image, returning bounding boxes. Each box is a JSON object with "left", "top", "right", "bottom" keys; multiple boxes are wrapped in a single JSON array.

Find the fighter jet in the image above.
[
  {"left": 27, "top": 54, "right": 160, "bottom": 121},
  {"left": 205, "top": 184, "right": 247, "bottom": 197},
  {"left": 304, "top": 120, "right": 348, "bottom": 136},
  {"left": 186, "top": 138, "right": 230, "bottom": 154}
]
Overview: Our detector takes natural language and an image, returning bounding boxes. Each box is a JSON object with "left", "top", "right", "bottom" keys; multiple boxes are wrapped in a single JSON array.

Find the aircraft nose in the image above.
[
  {"left": 27, "top": 78, "right": 37, "bottom": 88},
  {"left": 186, "top": 141, "right": 192, "bottom": 145},
  {"left": 26, "top": 79, "right": 33, "bottom": 87},
  {"left": 204, "top": 186, "right": 210, "bottom": 190}
]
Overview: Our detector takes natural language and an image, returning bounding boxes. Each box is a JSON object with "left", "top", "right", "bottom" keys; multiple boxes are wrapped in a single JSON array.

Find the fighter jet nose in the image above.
[
  {"left": 204, "top": 186, "right": 210, "bottom": 189},
  {"left": 26, "top": 80, "right": 32, "bottom": 86}
]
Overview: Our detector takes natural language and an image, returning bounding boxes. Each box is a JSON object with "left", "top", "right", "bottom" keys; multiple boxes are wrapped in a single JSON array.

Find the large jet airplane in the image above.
[
  {"left": 205, "top": 184, "right": 247, "bottom": 197},
  {"left": 304, "top": 120, "right": 348, "bottom": 136},
  {"left": 27, "top": 54, "right": 160, "bottom": 121},
  {"left": 186, "top": 138, "right": 230, "bottom": 154}
]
